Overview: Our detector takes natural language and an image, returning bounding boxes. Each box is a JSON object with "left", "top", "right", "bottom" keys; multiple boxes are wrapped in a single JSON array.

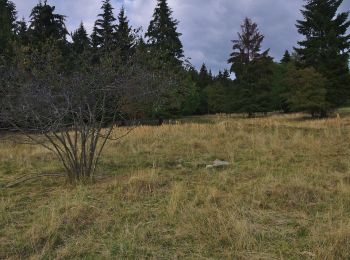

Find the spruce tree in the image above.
[
  {"left": 295, "top": 0, "right": 350, "bottom": 108},
  {"left": 94, "top": 0, "right": 117, "bottom": 49},
  {"left": 16, "top": 18, "right": 29, "bottom": 46},
  {"left": 146, "top": 0, "right": 184, "bottom": 63},
  {"left": 71, "top": 22, "right": 90, "bottom": 54},
  {"left": 116, "top": 7, "right": 134, "bottom": 61},
  {"left": 0, "top": 0, "right": 17, "bottom": 57},
  {"left": 28, "top": 0, "right": 67, "bottom": 44},
  {"left": 228, "top": 17, "right": 274, "bottom": 116},
  {"left": 199, "top": 63, "right": 211, "bottom": 86},
  {"left": 281, "top": 50, "right": 291, "bottom": 64},
  {"left": 91, "top": 24, "right": 99, "bottom": 50},
  {"left": 196, "top": 63, "right": 212, "bottom": 114}
]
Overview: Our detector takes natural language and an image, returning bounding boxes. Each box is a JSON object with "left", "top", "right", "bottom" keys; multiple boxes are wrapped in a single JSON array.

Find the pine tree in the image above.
[
  {"left": 0, "top": 0, "right": 17, "bottom": 56},
  {"left": 199, "top": 63, "right": 210, "bottom": 86},
  {"left": 116, "top": 7, "right": 134, "bottom": 61},
  {"left": 28, "top": 0, "right": 67, "bottom": 44},
  {"left": 91, "top": 24, "right": 99, "bottom": 50},
  {"left": 281, "top": 50, "right": 291, "bottom": 64},
  {"left": 228, "top": 17, "right": 273, "bottom": 116},
  {"left": 94, "top": 0, "right": 117, "bottom": 49},
  {"left": 223, "top": 69, "right": 230, "bottom": 80},
  {"left": 15, "top": 18, "right": 30, "bottom": 46},
  {"left": 196, "top": 63, "right": 212, "bottom": 114},
  {"left": 71, "top": 22, "right": 90, "bottom": 54},
  {"left": 146, "top": 0, "right": 184, "bottom": 62},
  {"left": 295, "top": 0, "right": 350, "bottom": 108}
]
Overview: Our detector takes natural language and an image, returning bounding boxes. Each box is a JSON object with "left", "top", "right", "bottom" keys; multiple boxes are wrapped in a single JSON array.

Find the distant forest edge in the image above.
[{"left": 1, "top": 0, "right": 350, "bottom": 122}]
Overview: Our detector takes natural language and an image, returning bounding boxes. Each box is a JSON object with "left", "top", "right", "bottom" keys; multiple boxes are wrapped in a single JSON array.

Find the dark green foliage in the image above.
[
  {"left": 228, "top": 18, "right": 274, "bottom": 116},
  {"left": 270, "top": 62, "right": 296, "bottom": 112},
  {"left": 180, "top": 67, "right": 201, "bottom": 116},
  {"left": 198, "top": 64, "right": 212, "bottom": 87},
  {"left": 15, "top": 18, "right": 29, "bottom": 46},
  {"left": 0, "top": 0, "right": 17, "bottom": 57},
  {"left": 115, "top": 7, "right": 135, "bottom": 61},
  {"left": 295, "top": 0, "right": 350, "bottom": 108},
  {"left": 4, "top": 0, "right": 345, "bottom": 122},
  {"left": 241, "top": 56, "right": 274, "bottom": 115},
  {"left": 207, "top": 70, "right": 233, "bottom": 113},
  {"left": 285, "top": 67, "right": 329, "bottom": 117},
  {"left": 281, "top": 50, "right": 291, "bottom": 64},
  {"left": 14, "top": 39, "right": 68, "bottom": 74},
  {"left": 121, "top": 44, "right": 187, "bottom": 122},
  {"left": 91, "top": 25, "right": 99, "bottom": 50},
  {"left": 71, "top": 22, "right": 90, "bottom": 54},
  {"left": 195, "top": 63, "right": 212, "bottom": 114},
  {"left": 146, "top": 0, "right": 184, "bottom": 63},
  {"left": 28, "top": 0, "right": 68, "bottom": 44},
  {"left": 94, "top": 0, "right": 117, "bottom": 49}
]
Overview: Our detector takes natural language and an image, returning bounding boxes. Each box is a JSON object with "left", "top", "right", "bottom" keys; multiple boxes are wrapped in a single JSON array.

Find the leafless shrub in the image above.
[{"left": 0, "top": 50, "right": 177, "bottom": 184}]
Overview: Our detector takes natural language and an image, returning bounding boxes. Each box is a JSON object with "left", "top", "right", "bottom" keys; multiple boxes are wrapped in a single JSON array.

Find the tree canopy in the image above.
[
  {"left": 295, "top": 0, "right": 350, "bottom": 108},
  {"left": 0, "top": 0, "right": 17, "bottom": 57},
  {"left": 146, "top": 0, "right": 184, "bottom": 63},
  {"left": 28, "top": 0, "right": 67, "bottom": 44}
]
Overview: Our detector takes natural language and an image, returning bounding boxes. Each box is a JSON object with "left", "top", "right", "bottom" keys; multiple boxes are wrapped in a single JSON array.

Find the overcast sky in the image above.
[{"left": 12, "top": 0, "right": 350, "bottom": 74}]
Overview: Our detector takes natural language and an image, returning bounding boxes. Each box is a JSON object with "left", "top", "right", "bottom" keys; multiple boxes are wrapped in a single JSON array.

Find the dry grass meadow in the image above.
[{"left": 1, "top": 113, "right": 350, "bottom": 259}]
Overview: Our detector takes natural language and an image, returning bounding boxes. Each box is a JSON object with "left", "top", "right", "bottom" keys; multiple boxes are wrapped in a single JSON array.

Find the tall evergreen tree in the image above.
[
  {"left": 116, "top": 7, "right": 134, "bottom": 61},
  {"left": 94, "top": 0, "right": 117, "bottom": 49},
  {"left": 228, "top": 18, "right": 274, "bottom": 116},
  {"left": 15, "top": 18, "right": 29, "bottom": 46},
  {"left": 196, "top": 63, "right": 212, "bottom": 114},
  {"left": 0, "top": 0, "right": 17, "bottom": 56},
  {"left": 295, "top": 0, "right": 350, "bottom": 108},
  {"left": 228, "top": 17, "right": 269, "bottom": 79},
  {"left": 146, "top": 0, "right": 184, "bottom": 62},
  {"left": 71, "top": 22, "right": 90, "bottom": 54},
  {"left": 28, "top": 0, "right": 68, "bottom": 44},
  {"left": 91, "top": 24, "right": 99, "bottom": 50},
  {"left": 199, "top": 63, "right": 210, "bottom": 85},
  {"left": 281, "top": 50, "right": 291, "bottom": 64}
]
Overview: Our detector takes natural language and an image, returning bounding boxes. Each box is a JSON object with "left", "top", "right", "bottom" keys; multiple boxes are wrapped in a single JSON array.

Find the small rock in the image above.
[
  {"left": 212, "top": 160, "right": 230, "bottom": 167},
  {"left": 206, "top": 160, "right": 230, "bottom": 169}
]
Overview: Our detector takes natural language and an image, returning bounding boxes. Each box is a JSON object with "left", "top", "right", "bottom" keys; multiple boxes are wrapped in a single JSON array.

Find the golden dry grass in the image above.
[{"left": 1, "top": 113, "right": 350, "bottom": 259}]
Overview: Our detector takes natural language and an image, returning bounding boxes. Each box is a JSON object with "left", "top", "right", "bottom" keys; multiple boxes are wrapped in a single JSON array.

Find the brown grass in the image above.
[{"left": 1, "top": 113, "right": 350, "bottom": 259}]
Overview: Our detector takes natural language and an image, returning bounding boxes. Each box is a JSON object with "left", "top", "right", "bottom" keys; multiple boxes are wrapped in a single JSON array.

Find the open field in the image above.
[{"left": 1, "top": 113, "right": 350, "bottom": 259}]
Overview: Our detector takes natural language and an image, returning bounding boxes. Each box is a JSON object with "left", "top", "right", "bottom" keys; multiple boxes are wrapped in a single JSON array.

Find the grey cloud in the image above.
[{"left": 13, "top": 0, "right": 350, "bottom": 74}]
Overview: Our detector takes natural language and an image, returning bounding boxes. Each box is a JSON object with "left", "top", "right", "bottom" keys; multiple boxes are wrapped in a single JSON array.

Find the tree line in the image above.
[
  {"left": 1, "top": 0, "right": 350, "bottom": 120},
  {"left": 0, "top": 0, "right": 349, "bottom": 183}
]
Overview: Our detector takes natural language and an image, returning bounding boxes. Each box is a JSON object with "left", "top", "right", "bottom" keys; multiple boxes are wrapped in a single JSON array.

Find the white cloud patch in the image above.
[{"left": 12, "top": 0, "right": 350, "bottom": 73}]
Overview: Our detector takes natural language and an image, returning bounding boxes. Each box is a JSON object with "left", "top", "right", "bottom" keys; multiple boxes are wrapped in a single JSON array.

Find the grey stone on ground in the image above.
[{"left": 206, "top": 159, "right": 230, "bottom": 169}]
